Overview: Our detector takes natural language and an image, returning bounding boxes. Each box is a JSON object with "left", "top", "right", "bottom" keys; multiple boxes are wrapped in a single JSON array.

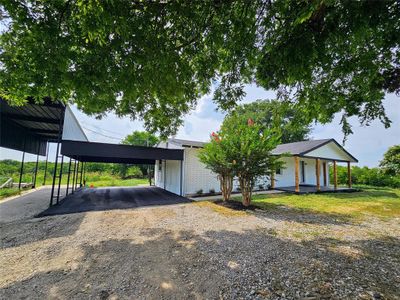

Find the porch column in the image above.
[
  {"left": 315, "top": 158, "right": 320, "bottom": 191},
  {"left": 333, "top": 160, "right": 338, "bottom": 190},
  {"left": 347, "top": 161, "right": 352, "bottom": 188},
  {"left": 294, "top": 156, "right": 299, "bottom": 193}
]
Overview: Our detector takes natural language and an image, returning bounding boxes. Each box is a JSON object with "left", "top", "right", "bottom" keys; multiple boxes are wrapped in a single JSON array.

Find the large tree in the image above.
[
  {"left": 379, "top": 145, "right": 400, "bottom": 176},
  {"left": 1, "top": 1, "right": 398, "bottom": 138},
  {"left": 233, "top": 99, "right": 311, "bottom": 143}
]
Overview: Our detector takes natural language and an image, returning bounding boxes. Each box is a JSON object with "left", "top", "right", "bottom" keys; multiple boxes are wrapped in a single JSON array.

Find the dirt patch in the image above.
[
  {"left": 213, "top": 199, "right": 258, "bottom": 211},
  {"left": 1, "top": 201, "right": 399, "bottom": 299}
]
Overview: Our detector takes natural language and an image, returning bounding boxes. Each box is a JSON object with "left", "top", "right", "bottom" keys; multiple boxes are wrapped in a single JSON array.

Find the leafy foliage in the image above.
[
  {"left": 121, "top": 131, "right": 159, "bottom": 182},
  {"left": 222, "top": 113, "right": 282, "bottom": 206},
  {"left": 1, "top": 1, "right": 398, "bottom": 137},
  {"left": 233, "top": 99, "right": 311, "bottom": 143},
  {"left": 200, "top": 112, "right": 282, "bottom": 206},
  {"left": 379, "top": 145, "right": 400, "bottom": 176},
  {"left": 330, "top": 165, "right": 400, "bottom": 189},
  {"left": 198, "top": 132, "right": 235, "bottom": 201}
]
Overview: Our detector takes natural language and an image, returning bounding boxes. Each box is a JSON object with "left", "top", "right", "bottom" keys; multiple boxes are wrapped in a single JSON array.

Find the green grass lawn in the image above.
[
  {"left": 85, "top": 177, "right": 148, "bottom": 187},
  {"left": 0, "top": 188, "right": 21, "bottom": 200},
  {"left": 0, "top": 175, "right": 148, "bottom": 200},
  {"left": 232, "top": 186, "right": 400, "bottom": 220}
]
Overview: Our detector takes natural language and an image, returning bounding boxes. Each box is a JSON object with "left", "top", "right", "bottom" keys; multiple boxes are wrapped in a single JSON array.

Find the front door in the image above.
[{"left": 300, "top": 161, "right": 306, "bottom": 183}]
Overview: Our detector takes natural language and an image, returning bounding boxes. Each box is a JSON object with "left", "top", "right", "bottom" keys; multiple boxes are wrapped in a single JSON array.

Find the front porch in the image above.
[{"left": 275, "top": 184, "right": 358, "bottom": 194}]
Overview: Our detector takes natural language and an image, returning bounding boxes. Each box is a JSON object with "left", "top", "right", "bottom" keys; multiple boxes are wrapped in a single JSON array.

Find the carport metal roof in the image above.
[
  {"left": 1, "top": 98, "right": 65, "bottom": 155},
  {"left": 61, "top": 140, "right": 183, "bottom": 164}
]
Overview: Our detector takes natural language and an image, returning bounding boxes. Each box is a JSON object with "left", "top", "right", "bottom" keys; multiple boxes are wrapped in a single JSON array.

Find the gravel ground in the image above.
[{"left": 0, "top": 200, "right": 399, "bottom": 299}]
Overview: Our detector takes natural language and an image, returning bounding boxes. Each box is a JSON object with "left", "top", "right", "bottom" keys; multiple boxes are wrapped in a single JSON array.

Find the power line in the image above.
[
  {"left": 81, "top": 121, "right": 126, "bottom": 136},
  {"left": 82, "top": 127, "right": 124, "bottom": 141}
]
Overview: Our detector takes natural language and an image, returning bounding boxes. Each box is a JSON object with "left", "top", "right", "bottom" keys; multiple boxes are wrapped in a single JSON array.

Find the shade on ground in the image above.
[{"left": 37, "top": 186, "right": 192, "bottom": 217}]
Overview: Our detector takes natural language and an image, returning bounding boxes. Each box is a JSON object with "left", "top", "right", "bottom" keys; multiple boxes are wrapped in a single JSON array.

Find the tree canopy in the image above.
[
  {"left": 121, "top": 131, "right": 159, "bottom": 148},
  {"left": 233, "top": 99, "right": 311, "bottom": 143},
  {"left": 379, "top": 145, "right": 400, "bottom": 176},
  {"left": 1, "top": 1, "right": 398, "bottom": 138}
]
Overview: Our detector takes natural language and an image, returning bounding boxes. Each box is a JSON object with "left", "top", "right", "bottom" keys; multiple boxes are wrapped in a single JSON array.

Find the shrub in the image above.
[
  {"left": 196, "top": 189, "right": 203, "bottom": 195},
  {"left": 209, "top": 188, "right": 215, "bottom": 194}
]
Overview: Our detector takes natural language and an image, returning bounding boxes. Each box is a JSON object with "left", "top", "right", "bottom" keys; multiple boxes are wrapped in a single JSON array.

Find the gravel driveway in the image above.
[{"left": 1, "top": 200, "right": 399, "bottom": 299}]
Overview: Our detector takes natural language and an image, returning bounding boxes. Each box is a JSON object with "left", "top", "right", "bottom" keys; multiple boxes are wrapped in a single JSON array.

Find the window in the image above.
[
  {"left": 276, "top": 168, "right": 282, "bottom": 175},
  {"left": 158, "top": 160, "right": 162, "bottom": 171}
]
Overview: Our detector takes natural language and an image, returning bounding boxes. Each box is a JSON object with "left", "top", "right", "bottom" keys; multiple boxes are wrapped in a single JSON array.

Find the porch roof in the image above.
[{"left": 272, "top": 139, "right": 358, "bottom": 162}]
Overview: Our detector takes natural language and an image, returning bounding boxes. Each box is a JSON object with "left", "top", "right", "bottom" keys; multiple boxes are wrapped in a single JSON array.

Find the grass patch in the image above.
[
  {"left": 85, "top": 177, "right": 148, "bottom": 188},
  {"left": 232, "top": 186, "right": 400, "bottom": 220},
  {"left": 0, "top": 188, "right": 21, "bottom": 200}
]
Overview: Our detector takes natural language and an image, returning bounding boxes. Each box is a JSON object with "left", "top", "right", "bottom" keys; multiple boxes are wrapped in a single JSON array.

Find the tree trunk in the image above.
[
  {"left": 239, "top": 176, "right": 253, "bottom": 207},
  {"left": 219, "top": 174, "right": 233, "bottom": 201}
]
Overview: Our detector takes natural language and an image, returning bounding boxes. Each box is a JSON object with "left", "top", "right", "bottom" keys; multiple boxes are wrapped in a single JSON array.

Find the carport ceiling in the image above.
[
  {"left": 0, "top": 98, "right": 64, "bottom": 155},
  {"left": 61, "top": 140, "right": 183, "bottom": 164}
]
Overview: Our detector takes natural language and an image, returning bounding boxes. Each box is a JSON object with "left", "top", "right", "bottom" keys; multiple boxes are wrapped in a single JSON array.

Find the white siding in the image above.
[
  {"left": 183, "top": 148, "right": 220, "bottom": 195},
  {"left": 62, "top": 106, "right": 88, "bottom": 141},
  {"left": 306, "top": 141, "right": 356, "bottom": 162},
  {"left": 165, "top": 160, "right": 181, "bottom": 195},
  {"left": 274, "top": 157, "right": 330, "bottom": 187},
  {"left": 155, "top": 159, "right": 182, "bottom": 195}
]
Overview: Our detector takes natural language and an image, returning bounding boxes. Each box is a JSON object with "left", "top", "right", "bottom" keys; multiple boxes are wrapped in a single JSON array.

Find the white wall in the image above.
[
  {"left": 306, "top": 141, "right": 356, "bottom": 162},
  {"left": 155, "top": 159, "right": 182, "bottom": 195},
  {"left": 274, "top": 157, "right": 330, "bottom": 187},
  {"left": 62, "top": 106, "right": 88, "bottom": 141},
  {"left": 183, "top": 148, "right": 220, "bottom": 195},
  {"left": 165, "top": 160, "right": 181, "bottom": 195}
]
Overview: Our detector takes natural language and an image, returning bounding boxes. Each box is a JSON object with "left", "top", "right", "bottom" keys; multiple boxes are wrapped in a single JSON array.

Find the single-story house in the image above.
[{"left": 155, "top": 138, "right": 358, "bottom": 196}]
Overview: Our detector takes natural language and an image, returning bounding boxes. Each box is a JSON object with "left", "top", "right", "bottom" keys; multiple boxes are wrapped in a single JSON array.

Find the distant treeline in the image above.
[
  {"left": 0, "top": 159, "right": 146, "bottom": 184},
  {"left": 330, "top": 165, "right": 400, "bottom": 188}
]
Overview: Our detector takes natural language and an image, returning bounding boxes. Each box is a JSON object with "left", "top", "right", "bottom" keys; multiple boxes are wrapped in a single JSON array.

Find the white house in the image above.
[{"left": 155, "top": 138, "right": 358, "bottom": 196}]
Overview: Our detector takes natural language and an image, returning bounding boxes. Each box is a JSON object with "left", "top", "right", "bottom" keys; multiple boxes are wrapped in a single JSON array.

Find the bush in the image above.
[
  {"left": 209, "top": 188, "right": 215, "bottom": 194},
  {"left": 330, "top": 165, "right": 400, "bottom": 188},
  {"left": 196, "top": 189, "right": 203, "bottom": 195}
]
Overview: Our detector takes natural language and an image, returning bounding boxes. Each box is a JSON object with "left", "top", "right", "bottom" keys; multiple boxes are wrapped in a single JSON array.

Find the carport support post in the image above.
[
  {"left": 294, "top": 156, "right": 300, "bottom": 193},
  {"left": 75, "top": 161, "right": 80, "bottom": 189},
  {"left": 66, "top": 159, "right": 72, "bottom": 195},
  {"left": 315, "top": 158, "right": 320, "bottom": 191},
  {"left": 71, "top": 159, "right": 77, "bottom": 193},
  {"left": 347, "top": 161, "right": 352, "bottom": 188},
  {"left": 180, "top": 160, "right": 183, "bottom": 196},
  {"left": 43, "top": 142, "right": 49, "bottom": 185},
  {"left": 49, "top": 141, "right": 60, "bottom": 206},
  {"left": 32, "top": 142, "right": 40, "bottom": 189},
  {"left": 18, "top": 136, "right": 26, "bottom": 190},
  {"left": 333, "top": 160, "right": 338, "bottom": 190},
  {"left": 80, "top": 162, "right": 84, "bottom": 187},
  {"left": 56, "top": 155, "right": 64, "bottom": 204}
]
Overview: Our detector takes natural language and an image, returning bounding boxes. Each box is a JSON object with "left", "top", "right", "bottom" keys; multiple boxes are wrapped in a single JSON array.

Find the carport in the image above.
[{"left": 1, "top": 98, "right": 184, "bottom": 208}]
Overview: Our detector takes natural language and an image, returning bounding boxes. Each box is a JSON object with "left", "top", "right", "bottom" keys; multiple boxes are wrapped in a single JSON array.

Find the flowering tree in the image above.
[
  {"left": 200, "top": 112, "right": 283, "bottom": 206},
  {"left": 222, "top": 113, "right": 283, "bottom": 206},
  {"left": 198, "top": 132, "right": 234, "bottom": 201}
]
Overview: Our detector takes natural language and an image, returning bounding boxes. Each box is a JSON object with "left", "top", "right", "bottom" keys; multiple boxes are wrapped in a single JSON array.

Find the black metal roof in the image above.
[
  {"left": 61, "top": 140, "right": 184, "bottom": 164},
  {"left": 1, "top": 98, "right": 65, "bottom": 155}
]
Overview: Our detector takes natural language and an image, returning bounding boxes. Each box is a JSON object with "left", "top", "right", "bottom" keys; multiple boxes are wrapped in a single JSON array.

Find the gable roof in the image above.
[
  {"left": 168, "top": 138, "right": 206, "bottom": 148},
  {"left": 272, "top": 138, "right": 358, "bottom": 162},
  {"left": 271, "top": 139, "right": 332, "bottom": 155}
]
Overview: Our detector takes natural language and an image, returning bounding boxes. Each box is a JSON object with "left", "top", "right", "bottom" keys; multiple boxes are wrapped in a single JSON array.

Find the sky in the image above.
[{"left": 1, "top": 85, "right": 399, "bottom": 167}]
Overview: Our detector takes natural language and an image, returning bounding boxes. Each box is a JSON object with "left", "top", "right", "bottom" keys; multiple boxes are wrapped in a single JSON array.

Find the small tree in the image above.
[
  {"left": 198, "top": 133, "right": 235, "bottom": 201},
  {"left": 379, "top": 145, "right": 400, "bottom": 176},
  {"left": 221, "top": 113, "right": 282, "bottom": 206}
]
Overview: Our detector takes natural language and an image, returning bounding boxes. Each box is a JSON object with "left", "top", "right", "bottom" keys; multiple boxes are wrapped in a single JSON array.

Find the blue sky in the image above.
[{"left": 1, "top": 85, "right": 399, "bottom": 167}]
